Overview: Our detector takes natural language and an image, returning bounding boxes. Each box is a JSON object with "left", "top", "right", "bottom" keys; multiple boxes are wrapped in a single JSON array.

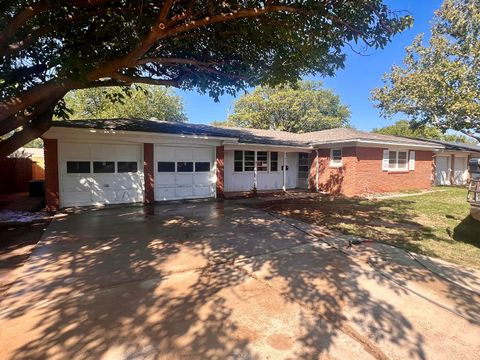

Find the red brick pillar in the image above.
[
  {"left": 308, "top": 150, "right": 317, "bottom": 191},
  {"left": 216, "top": 146, "right": 225, "bottom": 198},
  {"left": 144, "top": 143, "right": 154, "bottom": 204},
  {"left": 44, "top": 138, "right": 59, "bottom": 212}
]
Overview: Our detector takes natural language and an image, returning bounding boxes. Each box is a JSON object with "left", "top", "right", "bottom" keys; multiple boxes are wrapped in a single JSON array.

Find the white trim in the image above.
[
  {"left": 312, "top": 138, "right": 443, "bottom": 150},
  {"left": 223, "top": 142, "right": 311, "bottom": 152}
]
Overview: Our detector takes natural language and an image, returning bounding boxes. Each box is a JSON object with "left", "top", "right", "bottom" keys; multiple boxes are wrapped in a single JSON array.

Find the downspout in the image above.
[
  {"left": 283, "top": 151, "right": 287, "bottom": 191},
  {"left": 253, "top": 151, "right": 258, "bottom": 192}
]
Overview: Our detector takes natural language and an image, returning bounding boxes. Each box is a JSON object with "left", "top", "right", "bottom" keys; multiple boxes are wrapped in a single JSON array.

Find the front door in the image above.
[{"left": 297, "top": 152, "right": 310, "bottom": 189}]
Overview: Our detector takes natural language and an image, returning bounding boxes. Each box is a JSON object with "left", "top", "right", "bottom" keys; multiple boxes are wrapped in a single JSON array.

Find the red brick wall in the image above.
[
  {"left": 355, "top": 147, "right": 433, "bottom": 195},
  {"left": 312, "top": 146, "right": 433, "bottom": 196},
  {"left": 316, "top": 147, "right": 358, "bottom": 196},
  {"left": 143, "top": 143, "right": 154, "bottom": 204},
  {"left": 216, "top": 146, "right": 225, "bottom": 198},
  {"left": 44, "top": 138, "right": 59, "bottom": 212}
]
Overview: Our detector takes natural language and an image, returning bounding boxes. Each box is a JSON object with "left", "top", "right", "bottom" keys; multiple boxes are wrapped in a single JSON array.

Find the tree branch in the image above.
[{"left": 111, "top": 73, "right": 182, "bottom": 87}]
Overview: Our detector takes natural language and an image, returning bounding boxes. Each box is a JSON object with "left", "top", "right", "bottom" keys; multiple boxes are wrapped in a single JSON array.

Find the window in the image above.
[
  {"left": 158, "top": 162, "right": 175, "bottom": 172},
  {"left": 244, "top": 151, "right": 255, "bottom": 171},
  {"left": 234, "top": 151, "right": 243, "bottom": 172},
  {"left": 66, "top": 161, "right": 90, "bottom": 174},
  {"left": 256, "top": 151, "right": 268, "bottom": 171},
  {"left": 388, "top": 151, "right": 408, "bottom": 171},
  {"left": 93, "top": 161, "right": 115, "bottom": 173},
  {"left": 177, "top": 162, "right": 193, "bottom": 172},
  {"left": 330, "top": 149, "right": 342, "bottom": 167},
  {"left": 270, "top": 152, "right": 278, "bottom": 172},
  {"left": 117, "top": 161, "right": 137, "bottom": 173},
  {"left": 298, "top": 153, "right": 310, "bottom": 173},
  {"left": 195, "top": 162, "right": 210, "bottom": 172}
]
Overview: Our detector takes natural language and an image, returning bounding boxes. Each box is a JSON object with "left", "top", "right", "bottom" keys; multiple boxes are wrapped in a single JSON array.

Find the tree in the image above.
[
  {"left": 0, "top": 1, "right": 412, "bottom": 158},
  {"left": 372, "top": 120, "right": 478, "bottom": 144},
  {"left": 219, "top": 81, "right": 351, "bottom": 133},
  {"left": 63, "top": 85, "right": 187, "bottom": 122},
  {"left": 371, "top": 0, "right": 480, "bottom": 141}
]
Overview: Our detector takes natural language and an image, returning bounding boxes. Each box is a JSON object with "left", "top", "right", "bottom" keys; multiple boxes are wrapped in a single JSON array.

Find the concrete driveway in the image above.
[{"left": 0, "top": 200, "right": 479, "bottom": 360}]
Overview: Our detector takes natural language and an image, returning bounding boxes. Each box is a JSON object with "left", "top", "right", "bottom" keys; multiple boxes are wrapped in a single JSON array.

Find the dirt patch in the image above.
[{"left": 0, "top": 219, "right": 50, "bottom": 297}]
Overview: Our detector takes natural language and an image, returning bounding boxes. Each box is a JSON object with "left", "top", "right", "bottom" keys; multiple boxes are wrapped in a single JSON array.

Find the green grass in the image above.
[{"left": 263, "top": 187, "right": 480, "bottom": 268}]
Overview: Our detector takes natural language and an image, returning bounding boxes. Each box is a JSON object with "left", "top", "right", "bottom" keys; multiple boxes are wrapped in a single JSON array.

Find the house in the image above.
[
  {"left": 41, "top": 119, "right": 444, "bottom": 211},
  {"left": 421, "top": 139, "right": 480, "bottom": 186}
]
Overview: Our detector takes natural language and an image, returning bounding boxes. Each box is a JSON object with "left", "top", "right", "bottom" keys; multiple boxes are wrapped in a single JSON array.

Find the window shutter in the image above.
[
  {"left": 409, "top": 151, "right": 416, "bottom": 170},
  {"left": 382, "top": 149, "right": 389, "bottom": 171}
]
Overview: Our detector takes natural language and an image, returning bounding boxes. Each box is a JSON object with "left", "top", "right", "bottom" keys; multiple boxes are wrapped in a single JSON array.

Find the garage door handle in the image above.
[{"left": 103, "top": 184, "right": 110, "bottom": 188}]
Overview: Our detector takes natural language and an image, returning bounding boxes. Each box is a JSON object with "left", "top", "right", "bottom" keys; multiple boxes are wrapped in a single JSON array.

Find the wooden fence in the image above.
[{"left": 0, "top": 157, "right": 42, "bottom": 193}]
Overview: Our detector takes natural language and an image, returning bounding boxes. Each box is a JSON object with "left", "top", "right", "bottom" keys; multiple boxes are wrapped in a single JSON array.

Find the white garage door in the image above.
[
  {"left": 453, "top": 156, "right": 468, "bottom": 185},
  {"left": 60, "top": 143, "right": 144, "bottom": 207},
  {"left": 155, "top": 146, "right": 215, "bottom": 201},
  {"left": 435, "top": 156, "right": 450, "bottom": 185}
]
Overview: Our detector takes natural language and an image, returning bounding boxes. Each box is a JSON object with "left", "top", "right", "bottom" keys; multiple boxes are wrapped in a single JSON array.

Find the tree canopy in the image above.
[
  {"left": 0, "top": 0, "right": 411, "bottom": 157},
  {"left": 371, "top": 0, "right": 480, "bottom": 141},
  {"left": 372, "top": 120, "right": 478, "bottom": 144},
  {"left": 217, "top": 81, "right": 350, "bottom": 133},
  {"left": 62, "top": 85, "right": 187, "bottom": 122}
]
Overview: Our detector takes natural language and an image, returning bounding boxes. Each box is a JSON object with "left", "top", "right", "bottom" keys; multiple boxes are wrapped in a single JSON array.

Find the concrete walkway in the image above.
[{"left": 0, "top": 201, "right": 479, "bottom": 360}]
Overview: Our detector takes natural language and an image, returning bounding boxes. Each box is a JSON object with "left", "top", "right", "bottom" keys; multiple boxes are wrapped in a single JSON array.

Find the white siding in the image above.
[{"left": 224, "top": 150, "right": 298, "bottom": 192}]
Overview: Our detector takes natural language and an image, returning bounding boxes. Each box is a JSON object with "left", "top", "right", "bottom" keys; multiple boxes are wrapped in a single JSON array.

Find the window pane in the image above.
[
  {"left": 234, "top": 150, "right": 243, "bottom": 161},
  {"left": 398, "top": 152, "right": 408, "bottom": 168},
  {"left": 234, "top": 162, "right": 243, "bottom": 172},
  {"left": 195, "top": 162, "right": 210, "bottom": 172},
  {"left": 332, "top": 149, "right": 342, "bottom": 160},
  {"left": 270, "top": 152, "right": 278, "bottom": 172},
  {"left": 388, "top": 151, "right": 397, "bottom": 168},
  {"left": 257, "top": 151, "right": 268, "bottom": 171},
  {"left": 177, "top": 162, "right": 193, "bottom": 172},
  {"left": 299, "top": 165, "right": 309, "bottom": 172},
  {"left": 67, "top": 161, "right": 90, "bottom": 174},
  {"left": 299, "top": 152, "right": 309, "bottom": 160},
  {"left": 93, "top": 161, "right": 115, "bottom": 173},
  {"left": 117, "top": 161, "right": 137, "bottom": 173},
  {"left": 158, "top": 162, "right": 175, "bottom": 172},
  {"left": 244, "top": 151, "right": 255, "bottom": 171}
]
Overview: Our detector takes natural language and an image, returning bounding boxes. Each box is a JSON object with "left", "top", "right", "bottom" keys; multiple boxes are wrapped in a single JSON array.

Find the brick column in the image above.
[
  {"left": 216, "top": 146, "right": 225, "bottom": 198},
  {"left": 144, "top": 143, "right": 154, "bottom": 204},
  {"left": 44, "top": 138, "right": 59, "bottom": 212},
  {"left": 308, "top": 150, "right": 317, "bottom": 191}
]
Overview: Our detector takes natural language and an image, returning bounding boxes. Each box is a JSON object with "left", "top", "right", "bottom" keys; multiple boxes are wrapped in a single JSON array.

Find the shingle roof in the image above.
[
  {"left": 51, "top": 119, "right": 441, "bottom": 148},
  {"left": 414, "top": 138, "right": 480, "bottom": 153}
]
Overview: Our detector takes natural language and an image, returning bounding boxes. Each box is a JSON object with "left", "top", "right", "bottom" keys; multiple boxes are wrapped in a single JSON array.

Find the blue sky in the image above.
[{"left": 176, "top": 0, "right": 444, "bottom": 131}]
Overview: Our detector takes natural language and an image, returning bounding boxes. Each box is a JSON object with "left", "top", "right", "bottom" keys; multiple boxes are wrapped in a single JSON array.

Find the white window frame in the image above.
[
  {"left": 387, "top": 150, "right": 409, "bottom": 171},
  {"left": 234, "top": 150, "right": 279, "bottom": 173},
  {"left": 330, "top": 148, "right": 342, "bottom": 167}
]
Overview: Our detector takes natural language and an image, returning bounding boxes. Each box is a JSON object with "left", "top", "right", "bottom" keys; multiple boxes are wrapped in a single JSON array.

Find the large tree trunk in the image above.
[{"left": 0, "top": 99, "right": 59, "bottom": 159}]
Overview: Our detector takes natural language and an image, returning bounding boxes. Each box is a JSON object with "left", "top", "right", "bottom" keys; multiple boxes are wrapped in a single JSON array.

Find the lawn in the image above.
[{"left": 258, "top": 187, "right": 480, "bottom": 269}]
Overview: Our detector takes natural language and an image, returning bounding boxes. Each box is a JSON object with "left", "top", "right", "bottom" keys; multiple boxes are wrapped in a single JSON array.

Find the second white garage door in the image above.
[{"left": 154, "top": 146, "right": 216, "bottom": 201}]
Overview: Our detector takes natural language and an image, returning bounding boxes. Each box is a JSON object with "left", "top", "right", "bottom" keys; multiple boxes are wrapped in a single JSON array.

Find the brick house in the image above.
[{"left": 42, "top": 119, "right": 445, "bottom": 211}]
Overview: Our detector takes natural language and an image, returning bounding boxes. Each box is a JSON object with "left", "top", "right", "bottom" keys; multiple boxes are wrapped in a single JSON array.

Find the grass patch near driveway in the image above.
[{"left": 257, "top": 187, "right": 480, "bottom": 269}]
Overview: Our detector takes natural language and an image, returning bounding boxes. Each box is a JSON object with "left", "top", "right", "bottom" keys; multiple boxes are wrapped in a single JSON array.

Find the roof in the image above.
[
  {"left": 415, "top": 138, "right": 480, "bottom": 153},
  {"left": 51, "top": 119, "right": 441, "bottom": 148},
  {"left": 296, "top": 127, "right": 439, "bottom": 147}
]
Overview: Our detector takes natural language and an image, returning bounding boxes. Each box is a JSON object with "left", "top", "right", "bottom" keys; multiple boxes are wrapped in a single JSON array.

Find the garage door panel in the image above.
[
  {"left": 154, "top": 145, "right": 215, "bottom": 201},
  {"left": 91, "top": 145, "right": 115, "bottom": 160},
  {"left": 156, "top": 148, "right": 175, "bottom": 161},
  {"left": 60, "top": 143, "right": 143, "bottom": 207},
  {"left": 194, "top": 173, "right": 211, "bottom": 186},
  {"left": 194, "top": 148, "right": 212, "bottom": 161},
  {"left": 194, "top": 186, "right": 211, "bottom": 197},
  {"left": 156, "top": 187, "right": 176, "bottom": 200},
  {"left": 176, "top": 174, "right": 194, "bottom": 185},
  {"left": 157, "top": 173, "right": 176, "bottom": 186},
  {"left": 176, "top": 186, "right": 193, "bottom": 198}
]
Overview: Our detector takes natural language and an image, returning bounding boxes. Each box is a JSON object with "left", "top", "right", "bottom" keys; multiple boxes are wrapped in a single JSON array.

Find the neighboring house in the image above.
[
  {"left": 420, "top": 139, "right": 480, "bottom": 186},
  {"left": 41, "top": 119, "right": 443, "bottom": 211}
]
